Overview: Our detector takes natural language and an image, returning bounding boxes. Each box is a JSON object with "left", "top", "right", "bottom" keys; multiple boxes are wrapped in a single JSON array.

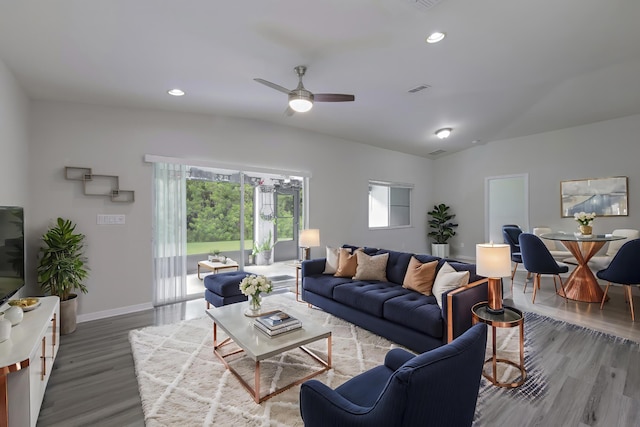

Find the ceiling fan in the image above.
[{"left": 254, "top": 65, "right": 355, "bottom": 115}]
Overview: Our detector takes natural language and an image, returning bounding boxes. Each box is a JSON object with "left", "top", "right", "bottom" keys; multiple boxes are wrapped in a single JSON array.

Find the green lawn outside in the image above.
[{"left": 187, "top": 240, "right": 254, "bottom": 255}]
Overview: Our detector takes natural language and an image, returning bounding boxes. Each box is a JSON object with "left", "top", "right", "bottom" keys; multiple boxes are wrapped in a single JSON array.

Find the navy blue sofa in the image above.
[{"left": 301, "top": 246, "right": 488, "bottom": 353}]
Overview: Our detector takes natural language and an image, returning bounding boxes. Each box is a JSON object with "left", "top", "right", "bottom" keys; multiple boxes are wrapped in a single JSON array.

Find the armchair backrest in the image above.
[{"left": 378, "top": 323, "right": 488, "bottom": 426}]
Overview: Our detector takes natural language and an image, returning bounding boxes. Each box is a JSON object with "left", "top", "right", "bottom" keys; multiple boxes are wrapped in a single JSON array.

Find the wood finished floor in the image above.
[{"left": 36, "top": 269, "right": 640, "bottom": 426}]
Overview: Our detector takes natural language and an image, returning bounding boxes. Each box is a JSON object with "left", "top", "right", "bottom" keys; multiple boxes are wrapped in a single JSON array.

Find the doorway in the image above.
[{"left": 485, "top": 174, "right": 529, "bottom": 243}]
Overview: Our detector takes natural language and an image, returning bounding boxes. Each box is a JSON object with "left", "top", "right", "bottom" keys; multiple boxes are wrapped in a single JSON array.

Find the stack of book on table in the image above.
[{"left": 254, "top": 310, "right": 302, "bottom": 337}]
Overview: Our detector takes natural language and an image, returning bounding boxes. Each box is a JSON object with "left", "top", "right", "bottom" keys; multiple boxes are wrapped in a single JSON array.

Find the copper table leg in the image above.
[{"left": 558, "top": 240, "right": 607, "bottom": 302}]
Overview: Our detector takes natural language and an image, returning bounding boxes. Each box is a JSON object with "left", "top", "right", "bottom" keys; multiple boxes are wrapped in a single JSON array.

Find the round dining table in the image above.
[{"left": 540, "top": 233, "right": 627, "bottom": 303}]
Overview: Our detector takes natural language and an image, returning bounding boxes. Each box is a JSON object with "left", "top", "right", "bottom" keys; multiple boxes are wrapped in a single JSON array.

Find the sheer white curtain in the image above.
[{"left": 152, "top": 162, "right": 187, "bottom": 306}]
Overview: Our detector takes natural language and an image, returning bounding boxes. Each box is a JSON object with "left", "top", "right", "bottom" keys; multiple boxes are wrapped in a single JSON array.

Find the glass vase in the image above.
[
  {"left": 249, "top": 294, "right": 262, "bottom": 313},
  {"left": 579, "top": 225, "right": 592, "bottom": 235}
]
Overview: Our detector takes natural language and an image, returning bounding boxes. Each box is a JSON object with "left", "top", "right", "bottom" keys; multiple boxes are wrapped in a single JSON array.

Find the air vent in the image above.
[
  {"left": 429, "top": 149, "right": 446, "bottom": 156},
  {"left": 405, "top": 0, "right": 446, "bottom": 11},
  {"left": 407, "top": 84, "right": 431, "bottom": 94}
]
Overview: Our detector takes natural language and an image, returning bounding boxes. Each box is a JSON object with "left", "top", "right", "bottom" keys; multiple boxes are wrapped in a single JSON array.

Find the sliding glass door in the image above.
[{"left": 151, "top": 158, "right": 308, "bottom": 305}]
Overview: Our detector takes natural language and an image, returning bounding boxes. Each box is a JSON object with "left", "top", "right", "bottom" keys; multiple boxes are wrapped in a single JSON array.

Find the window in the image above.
[{"left": 368, "top": 181, "right": 412, "bottom": 228}]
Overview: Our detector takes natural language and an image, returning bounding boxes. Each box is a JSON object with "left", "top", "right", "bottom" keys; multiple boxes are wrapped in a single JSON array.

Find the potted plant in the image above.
[
  {"left": 208, "top": 249, "right": 222, "bottom": 262},
  {"left": 427, "top": 203, "right": 459, "bottom": 258},
  {"left": 37, "top": 218, "right": 89, "bottom": 335},
  {"left": 255, "top": 230, "right": 274, "bottom": 265}
]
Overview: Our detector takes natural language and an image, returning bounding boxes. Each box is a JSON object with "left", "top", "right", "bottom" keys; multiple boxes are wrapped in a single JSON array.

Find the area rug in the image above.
[{"left": 130, "top": 295, "right": 640, "bottom": 426}]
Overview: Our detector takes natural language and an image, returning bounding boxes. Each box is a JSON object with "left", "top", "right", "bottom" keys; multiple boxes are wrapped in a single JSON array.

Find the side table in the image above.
[
  {"left": 293, "top": 261, "right": 302, "bottom": 302},
  {"left": 471, "top": 302, "right": 526, "bottom": 388}
]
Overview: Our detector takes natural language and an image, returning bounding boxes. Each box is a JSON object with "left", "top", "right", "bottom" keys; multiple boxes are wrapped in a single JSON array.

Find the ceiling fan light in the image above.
[
  {"left": 435, "top": 128, "right": 452, "bottom": 139},
  {"left": 426, "top": 32, "right": 446, "bottom": 44},
  {"left": 289, "top": 96, "right": 313, "bottom": 113}
]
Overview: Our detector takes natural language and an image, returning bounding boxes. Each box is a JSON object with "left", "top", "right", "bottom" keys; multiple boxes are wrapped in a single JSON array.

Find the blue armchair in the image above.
[{"left": 299, "top": 323, "right": 487, "bottom": 427}]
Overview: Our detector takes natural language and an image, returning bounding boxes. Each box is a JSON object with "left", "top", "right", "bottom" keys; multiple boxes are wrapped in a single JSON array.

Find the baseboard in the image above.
[{"left": 77, "top": 302, "right": 154, "bottom": 323}]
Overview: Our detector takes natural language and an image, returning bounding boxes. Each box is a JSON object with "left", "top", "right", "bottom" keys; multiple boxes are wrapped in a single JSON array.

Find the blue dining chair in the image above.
[
  {"left": 596, "top": 239, "right": 640, "bottom": 321},
  {"left": 518, "top": 233, "right": 569, "bottom": 304},
  {"left": 502, "top": 225, "right": 524, "bottom": 289}
]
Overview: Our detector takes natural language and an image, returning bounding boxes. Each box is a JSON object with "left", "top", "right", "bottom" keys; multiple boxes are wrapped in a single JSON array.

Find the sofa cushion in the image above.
[
  {"left": 375, "top": 249, "right": 413, "bottom": 285},
  {"left": 402, "top": 257, "right": 438, "bottom": 296},
  {"left": 443, "top": 260, "right": 483, "bottom": 283},
  {"left": 303, "top": 274, "right": 353, "bottom": 298},
  {"left": 335, "top": 248, "right": 360, "bottom": 277},
  {"left": 333, "top": 281, "right": 408, "bottom": 317},
  {"left": 323, "top": 246, "right": 340, "bottom": 274},
  {"left": 432, "top": 262, "right": 470, "bottom": 308},
  {"left": 343, "top": 244, "right": 379, "bottom": 255},
  {"left": 383, "top": 293, "right": 443, "bottom": 338},
  {"left": 353, "top": 251, "right": 389, "bottom": 281}
]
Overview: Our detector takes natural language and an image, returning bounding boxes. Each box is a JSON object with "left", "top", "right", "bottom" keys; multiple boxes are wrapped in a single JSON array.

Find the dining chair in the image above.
[
  {"left": 532, "top": 227, "right": 571, "bottom": 261},
  {"left": 596, "top": 239, "right": 640, "bottom": 321},
  {"left": 586, "top": 229, "right": 639, "bottom": 271},
  {"left": 502, "top": 225, "right": 523, "bottom": 289},
  {"left": 518, "top": 233, "right": 569, "bottom": 304}
]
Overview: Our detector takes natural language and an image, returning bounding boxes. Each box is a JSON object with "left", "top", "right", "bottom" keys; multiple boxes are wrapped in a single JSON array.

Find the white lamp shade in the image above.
[
  {"left": 476, "top": 243, "right": 511, "bottom": 278},
  {"left": 299, "top": 229, "right": 320, "bottom": 247}
]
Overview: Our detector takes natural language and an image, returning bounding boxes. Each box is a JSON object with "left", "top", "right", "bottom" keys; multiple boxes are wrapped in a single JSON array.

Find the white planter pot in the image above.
[{"left": 431, "top": 243, "right": 450, "bottom": 258}]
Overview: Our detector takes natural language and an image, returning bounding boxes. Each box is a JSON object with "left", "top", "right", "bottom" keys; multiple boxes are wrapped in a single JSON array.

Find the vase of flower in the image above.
[
  {"left": 579, "top": 225, "right": 593, "bottom": 235},
  {"left": 249, "top": 294, "right": 262, "bottom": 313},
  {"left": 574, "top": 211, "right": 596, "bottom": 235},
  {"left": 239, "top": 274, "right": 273, "bottom": 316}
]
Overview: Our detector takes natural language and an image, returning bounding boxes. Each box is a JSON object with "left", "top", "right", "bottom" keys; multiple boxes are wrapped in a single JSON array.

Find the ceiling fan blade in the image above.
[
  {"left": 314, "top": 93, "right": 355, "bottom": 102},
  {"left": 284, "top": 106, "right": 295, "bottom": 116},
  {"left": 254, "top": 78, "right": 291, "bottom": 94}
]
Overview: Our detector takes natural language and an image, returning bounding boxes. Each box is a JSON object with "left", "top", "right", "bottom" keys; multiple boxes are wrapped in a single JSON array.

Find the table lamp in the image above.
[
  {"left": 476, "top": 243, "right": 511, "bottom": 314},
  {"left": 299, "top": 229, "right": 320, "bottom": 261}
]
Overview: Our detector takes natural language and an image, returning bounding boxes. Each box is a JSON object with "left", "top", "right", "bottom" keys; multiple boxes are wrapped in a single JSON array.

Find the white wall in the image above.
[
  {"left": 434, "top": 114, "right": 640, "bottom": 260},
  {"left": 0, "top": 59, "right": 30, "bottom": 299},
  {"left": 28, "top": 100, "right": 434, "bottom": 320}
]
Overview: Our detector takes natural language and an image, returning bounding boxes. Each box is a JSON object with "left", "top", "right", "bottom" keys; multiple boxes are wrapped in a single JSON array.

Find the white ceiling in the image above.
[{"left": 1, "top": 0, "right": 639, "bottom": 158}]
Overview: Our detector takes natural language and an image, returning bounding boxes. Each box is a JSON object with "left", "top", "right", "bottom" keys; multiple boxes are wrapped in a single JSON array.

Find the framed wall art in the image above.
[{"left": 560, "top": 176, "right": 628, "bottom": 217}]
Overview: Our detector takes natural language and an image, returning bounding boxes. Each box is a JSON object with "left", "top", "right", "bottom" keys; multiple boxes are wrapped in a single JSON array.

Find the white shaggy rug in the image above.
[{"left": 129, "top": 294, "right": 402, "bottom": 426}]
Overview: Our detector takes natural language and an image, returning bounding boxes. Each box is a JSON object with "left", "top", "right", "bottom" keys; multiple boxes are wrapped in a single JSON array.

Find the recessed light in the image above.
[
  {"left": 167, "top": 89, "right": 185, "bottom": 97},
  {"left": 472, "top": 139, "right": 480, "bottom": 144},
  {"left": 435, "top": 128, "right": 452, "bottom": 139},
  {"left": 426, "top": 32, "right": 446, "bottom": 44}
]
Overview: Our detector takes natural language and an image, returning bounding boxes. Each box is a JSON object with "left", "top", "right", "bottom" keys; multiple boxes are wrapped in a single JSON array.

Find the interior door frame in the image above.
[{"left": 485, "top": 174, "right": 529, "bottom": 243}]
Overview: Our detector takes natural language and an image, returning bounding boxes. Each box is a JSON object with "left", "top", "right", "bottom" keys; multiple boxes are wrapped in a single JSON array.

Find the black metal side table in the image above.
[{"left": 472, "top": 302, "right": 526, "bottom": 388}]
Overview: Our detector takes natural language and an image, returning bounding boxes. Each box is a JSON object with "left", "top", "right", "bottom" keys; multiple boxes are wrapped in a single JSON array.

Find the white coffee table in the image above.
[
  {"left": 206, "top": 301, "right": 331, "bottom": 403},
  {"left": 197, "top": 259, "right": 239, "bottom": 279}
]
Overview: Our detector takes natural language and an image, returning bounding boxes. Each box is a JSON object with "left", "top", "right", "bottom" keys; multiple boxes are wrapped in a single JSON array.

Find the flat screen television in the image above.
[{"left": 0, "top": 206, "right": 24, "bottom": 306}]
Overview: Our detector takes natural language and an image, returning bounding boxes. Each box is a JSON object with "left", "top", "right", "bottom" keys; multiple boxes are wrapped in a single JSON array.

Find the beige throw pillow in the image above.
[
  {"left": 323, "top": 246, "right": 340, "bottom": 274},
  {"left": 353, "top": 251, "right": 389, "bottom": 281},
  {"left": 402, "top": 257, "right": 438, "bottom": 295},
  {"left": 334, "top": 247, "right": 359, "bottom": 278},
  {"left": 432, "top": 262, "right": 470, "bottom": 308}
]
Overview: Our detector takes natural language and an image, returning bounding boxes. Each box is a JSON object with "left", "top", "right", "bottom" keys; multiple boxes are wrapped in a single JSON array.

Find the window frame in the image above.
[{"left": 368, "top": 180, "right": 413, "bottom": 230}]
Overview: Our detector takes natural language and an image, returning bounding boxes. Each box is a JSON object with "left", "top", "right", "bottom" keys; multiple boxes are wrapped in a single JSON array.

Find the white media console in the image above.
[{"left": 0, "top": 296, "right": 60, "bottom": 427}]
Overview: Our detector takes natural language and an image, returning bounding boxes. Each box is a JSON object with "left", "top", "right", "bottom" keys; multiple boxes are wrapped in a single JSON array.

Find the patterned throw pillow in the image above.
[
  {"left": 402, "top": 256, "right": 438, "bottom": 295},
  {"left": 352, "top": 251, "right": 389, "bottom": 281},
  {"left": 334, "top": 247, "right": 360, "bottom": 278},
  {"left": 432, "top": 261, "right": 470, "bottom": 308}
]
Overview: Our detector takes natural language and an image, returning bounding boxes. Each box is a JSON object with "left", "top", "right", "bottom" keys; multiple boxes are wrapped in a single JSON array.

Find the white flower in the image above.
[
  {"left": 574, "top": 211, "right": 596, "bottom": 226},
  {"left": 239, "top": 274, "right": 272, "bottom": 297}
]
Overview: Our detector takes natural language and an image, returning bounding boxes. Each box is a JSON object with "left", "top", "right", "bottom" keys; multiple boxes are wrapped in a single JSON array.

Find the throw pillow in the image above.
[
  {"left": 323, "top": 246, "right": 340, "bottom": 274},
  {"left": 432, "top": 262, "right": 470, "bottom": 308},
  {"left": 353, "top": 251, "right": 389, "bottom": 281},
  {"left": 334, "top": 247, "right": 360, "bottom": 278},
  {"left": 402, "top": 257, "right": 438, "bottom": 295}
]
